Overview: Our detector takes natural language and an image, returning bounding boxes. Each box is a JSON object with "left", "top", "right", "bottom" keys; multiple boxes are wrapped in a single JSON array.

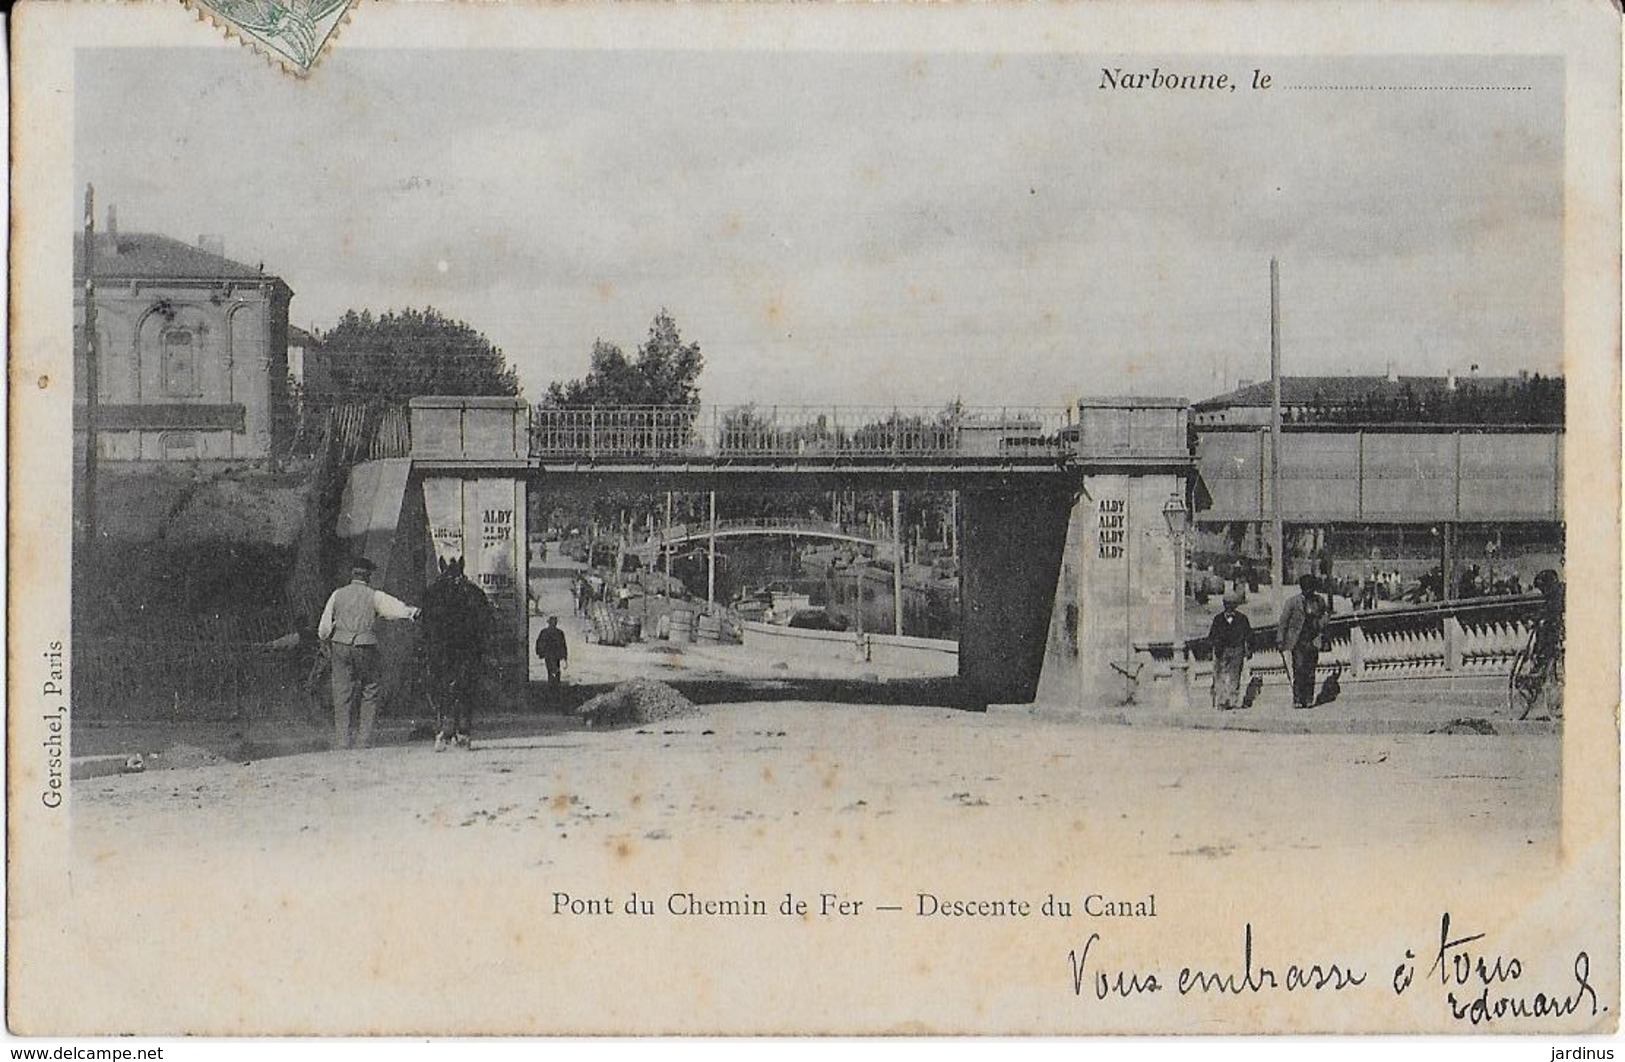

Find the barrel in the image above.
[
  {"left": 696, "top": 613, "right": 722, "bottom": 643},
  {"left": 670, "top": 608, "right": 694, "bottom": 643}
]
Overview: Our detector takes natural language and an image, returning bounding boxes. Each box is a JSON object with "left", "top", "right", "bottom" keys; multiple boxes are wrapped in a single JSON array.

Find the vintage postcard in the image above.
[{"left": 7, "top": 0, "right": 1620, "bottom": 1040}]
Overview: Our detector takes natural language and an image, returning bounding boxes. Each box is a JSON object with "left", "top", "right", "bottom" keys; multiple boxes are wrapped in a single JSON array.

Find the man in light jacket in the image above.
[{"left": 318, "top": 556, "right": 421, "bottom": 749}]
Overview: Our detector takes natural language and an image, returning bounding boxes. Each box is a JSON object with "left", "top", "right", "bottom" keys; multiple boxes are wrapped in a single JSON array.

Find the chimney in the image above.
[
  {"left": 198, "top": 234, "right": 225, "bottom": 258},
  {"left": 1386, "top": 361, "right": 1399, "bottom": 384},
  {"left": 106, "top": 205, "right": 118, "bottom": 239},
  {"left": 1446, "top": 367, "right": 1457, "bottom": 391}
]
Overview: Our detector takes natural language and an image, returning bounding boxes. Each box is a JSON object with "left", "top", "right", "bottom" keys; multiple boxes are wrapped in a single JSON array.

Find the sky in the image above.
[{"left": 74, "top": 49, "right": 1563, "bottom": 408}]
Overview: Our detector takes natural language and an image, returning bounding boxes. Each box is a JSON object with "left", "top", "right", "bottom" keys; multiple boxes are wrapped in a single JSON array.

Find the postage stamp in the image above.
[{"left": 184, "top": 0, "right": 354, "bottom": 73}]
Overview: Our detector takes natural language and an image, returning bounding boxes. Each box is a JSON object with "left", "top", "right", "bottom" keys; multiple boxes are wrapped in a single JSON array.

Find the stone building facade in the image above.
[{"left": 73, "top": 225, "right": 294, "bottom": 461}]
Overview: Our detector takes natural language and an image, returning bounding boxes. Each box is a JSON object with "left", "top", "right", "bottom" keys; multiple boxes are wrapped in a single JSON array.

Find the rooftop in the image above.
[
  {"left": 1194, "top": 373, "right": 1557, "bottom": 410},
  {"left": 73, "top": 231, "right": 286, "bottom": 286}
]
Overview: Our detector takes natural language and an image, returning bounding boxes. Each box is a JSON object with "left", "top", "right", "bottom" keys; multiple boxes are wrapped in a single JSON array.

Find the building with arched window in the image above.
[{"left": 73, "top": 219, "right": 294, "bottom": 462}]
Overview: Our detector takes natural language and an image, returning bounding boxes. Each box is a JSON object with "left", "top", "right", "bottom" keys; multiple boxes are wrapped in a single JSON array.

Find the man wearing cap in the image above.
[
  {"left": 1206, "top": 589, "right": 1253, "bottom": 710},
  {"left": 318, "top": 557, "right": 421, "bottom": 749}
]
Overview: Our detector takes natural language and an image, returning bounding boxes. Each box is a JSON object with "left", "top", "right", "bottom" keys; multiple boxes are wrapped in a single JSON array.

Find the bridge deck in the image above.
[
  {"left": 411, "top": 456, "right": 1088, "bottom": 493},
  {"left": 409, "top": 400, "right": 1562, "bottom": 522}
]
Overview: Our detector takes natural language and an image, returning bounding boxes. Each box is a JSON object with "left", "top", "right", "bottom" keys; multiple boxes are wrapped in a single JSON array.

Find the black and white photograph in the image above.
[{"left": 7, "top": 0, "right": 1620, "bottom": 1042}]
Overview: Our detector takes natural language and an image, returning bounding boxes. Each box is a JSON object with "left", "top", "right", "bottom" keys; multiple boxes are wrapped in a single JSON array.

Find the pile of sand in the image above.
[{"left": 575, "top": 679, "right": 699, "bottom": 729}]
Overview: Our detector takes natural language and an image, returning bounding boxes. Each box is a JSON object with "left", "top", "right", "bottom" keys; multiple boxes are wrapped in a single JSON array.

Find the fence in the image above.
[
  {"left": 73, "top": 616, "right": 442, "bottom": 725},
  {"left": 530, "top": 405, "right": 1074, "bottom": 461},
  {"left": 285, "top": 401, "right": 413, "bottom": 463},
  {"left": 74, "top": 633, "right": 314, "bottom": 723},
  {"left": 72, "top": 617, "right": 316, "bottom": 724},
  {"left": 73, "top": 596, "right": 316, "bottom": 723}
]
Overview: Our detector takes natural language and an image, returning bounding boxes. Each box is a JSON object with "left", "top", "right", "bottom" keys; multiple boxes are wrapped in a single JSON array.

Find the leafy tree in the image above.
[
  {"left": 545, "top": 310, "right": 704, "bottom": 408},
  {"left": 309, "top": 307, "right": 520, "bottom": 408},
  {"left": 532, "top": 311, "right": 704, "bottom": 533},
  {"left": 546, "top": 340, "right": 640, "bottom": 407}
]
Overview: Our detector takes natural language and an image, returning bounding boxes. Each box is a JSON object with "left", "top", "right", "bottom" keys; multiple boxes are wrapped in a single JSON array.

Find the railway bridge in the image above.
[
  {"left": 338, "top": 395, "right": 1561, "bottom": 712},
  {"left": 343, "top": 396, "right": 1190, "bottom": 709}
]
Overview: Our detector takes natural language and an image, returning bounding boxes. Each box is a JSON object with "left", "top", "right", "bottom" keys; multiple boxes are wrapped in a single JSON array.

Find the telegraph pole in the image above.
[
  {"left": 1269, "top": 257, "right": 1284, "bottom": 592},
  {"left": 707, "top": 490, "right": 717, "bottom": 606},
  {"left": 82, "top": 185, "right": 100, "bottom": 547},
  {"left": 891, "top": 489, "right": 904, "bottom": 636},
  {"left": 664, "top": 491, "right": 673, "bottom": 600}
]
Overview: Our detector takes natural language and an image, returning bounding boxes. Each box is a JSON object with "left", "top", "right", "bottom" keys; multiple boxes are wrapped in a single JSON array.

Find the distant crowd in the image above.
[{"left": 1324, "top": 565, "right": 1526, "bottom": 611}]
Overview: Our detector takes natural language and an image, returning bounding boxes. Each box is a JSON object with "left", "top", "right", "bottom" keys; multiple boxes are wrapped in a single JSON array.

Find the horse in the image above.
[{"left": 420, "top": 556, "right": 494, "bottom": 751}]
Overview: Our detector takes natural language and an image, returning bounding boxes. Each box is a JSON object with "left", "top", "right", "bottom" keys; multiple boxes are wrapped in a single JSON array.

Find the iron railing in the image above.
[
  {"left": 640, "top": 517, "right": 880, "bottom": 548},
  {"left": 530, "top": 405, "right": 1075, "bottom": 461}
]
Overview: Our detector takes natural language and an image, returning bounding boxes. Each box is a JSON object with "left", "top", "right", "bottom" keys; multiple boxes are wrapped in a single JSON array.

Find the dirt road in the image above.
[{"left": 40, "top": 698, "right": 1572, "bottom": 1036}]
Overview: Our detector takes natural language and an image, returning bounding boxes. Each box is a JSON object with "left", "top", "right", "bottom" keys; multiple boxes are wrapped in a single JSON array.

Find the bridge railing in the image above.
[
  {"left": 1135, "top": 594, "right": 1545, "bottom": 697},
  {"left": 630, "top": 517, "right": 883, "bottom": 553},
  {"left": 530, "top": 406, "right": 703, "bottom": 459},
  {"left": 530, "top": 405, "right": 1075, "bottom": 461}
]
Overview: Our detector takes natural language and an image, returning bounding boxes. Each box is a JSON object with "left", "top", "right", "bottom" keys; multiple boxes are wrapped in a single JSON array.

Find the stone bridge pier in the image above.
[
  {"left": 410, "top": 397, "right": 532, "bottom": 705},
  {"left": 964, "top": 398, "right": 1193, "bottom": 709}
]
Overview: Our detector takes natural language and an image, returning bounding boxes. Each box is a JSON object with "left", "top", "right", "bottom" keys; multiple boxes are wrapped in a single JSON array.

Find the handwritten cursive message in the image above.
[{"left": 1070, "top": 913, "right": 1603, "bottom": 1025}]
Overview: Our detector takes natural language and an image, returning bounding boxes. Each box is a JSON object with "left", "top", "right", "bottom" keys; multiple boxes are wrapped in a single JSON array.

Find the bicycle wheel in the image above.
[
  {"left": 1508, "top": 639, "right": 1538, "bottom": 719},
  {"left": 1539, "top": 654, "right": 1564, "bottom": 721}
]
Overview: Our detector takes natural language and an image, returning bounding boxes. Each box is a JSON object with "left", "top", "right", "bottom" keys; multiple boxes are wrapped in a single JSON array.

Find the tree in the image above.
[
  {"left": 532, "top": 311, "right": 705, "bottom": 533},
  {"left": 545, "top": 310, "right": 704, "bottom": 408},
  {"left": 310, "top": 307, "right": 520, "bottom": 409}
]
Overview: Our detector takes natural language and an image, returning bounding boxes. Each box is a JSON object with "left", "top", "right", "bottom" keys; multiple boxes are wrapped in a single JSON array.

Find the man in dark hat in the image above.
[
  {"left": 318, "top": 556, "right": 421, "bottom": 749},
  {"left": 1206, "top": 589, "right": 1253, "bottom": 710},
  {"left": 1277, "top": 573, "right": 1328, "bottom": 710},
  {"left": 535, "top": 615, "right": 569, "bottom": 694}
]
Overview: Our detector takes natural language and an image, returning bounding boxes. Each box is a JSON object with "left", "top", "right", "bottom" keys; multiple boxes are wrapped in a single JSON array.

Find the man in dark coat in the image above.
[
  {"left": 422, "top": 557, "right": 493, "bottom": 752},
  {"left": 1519, "top": 569, "right": 1565, "bottom": 719},
  {"left": 1207, "top": 589, "right": 1253, "bottom": 710},
  {"left": 535, "top": 615, "right": 569, "bottom": 693},
  {"left": 1277, "top": 574, "right": 1328, "bottom": 710}
]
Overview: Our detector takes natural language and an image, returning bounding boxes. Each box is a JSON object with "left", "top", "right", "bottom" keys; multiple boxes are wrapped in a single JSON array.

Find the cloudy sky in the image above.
[{"left": 74, "top": 49, "right": 1562, "bottom": 407}]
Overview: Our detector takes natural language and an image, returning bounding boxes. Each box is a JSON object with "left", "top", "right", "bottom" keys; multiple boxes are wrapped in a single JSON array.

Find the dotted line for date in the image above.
[{"left": 1284, "top": 84, "right": 1534, "bottom": 92}]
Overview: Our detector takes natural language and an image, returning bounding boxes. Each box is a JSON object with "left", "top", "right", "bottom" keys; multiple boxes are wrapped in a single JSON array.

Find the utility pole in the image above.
[
  {"left": 1269, "top": 257, "right": 1284, "bottom": 592},
  {"left": 707, "top": 490, "right": 717, "bottom": 607},
  {"left": 82, "top": 185, "right": 100, "bottom": 547},
  {"left": 853, "top": 560, "right": 864, "bottom": 637},
  {"left": 891, "top": 489, "right": 904, "bottom": 636},
  {"left": 664, "top": 491, "right": 673, "bottom": 599}
]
